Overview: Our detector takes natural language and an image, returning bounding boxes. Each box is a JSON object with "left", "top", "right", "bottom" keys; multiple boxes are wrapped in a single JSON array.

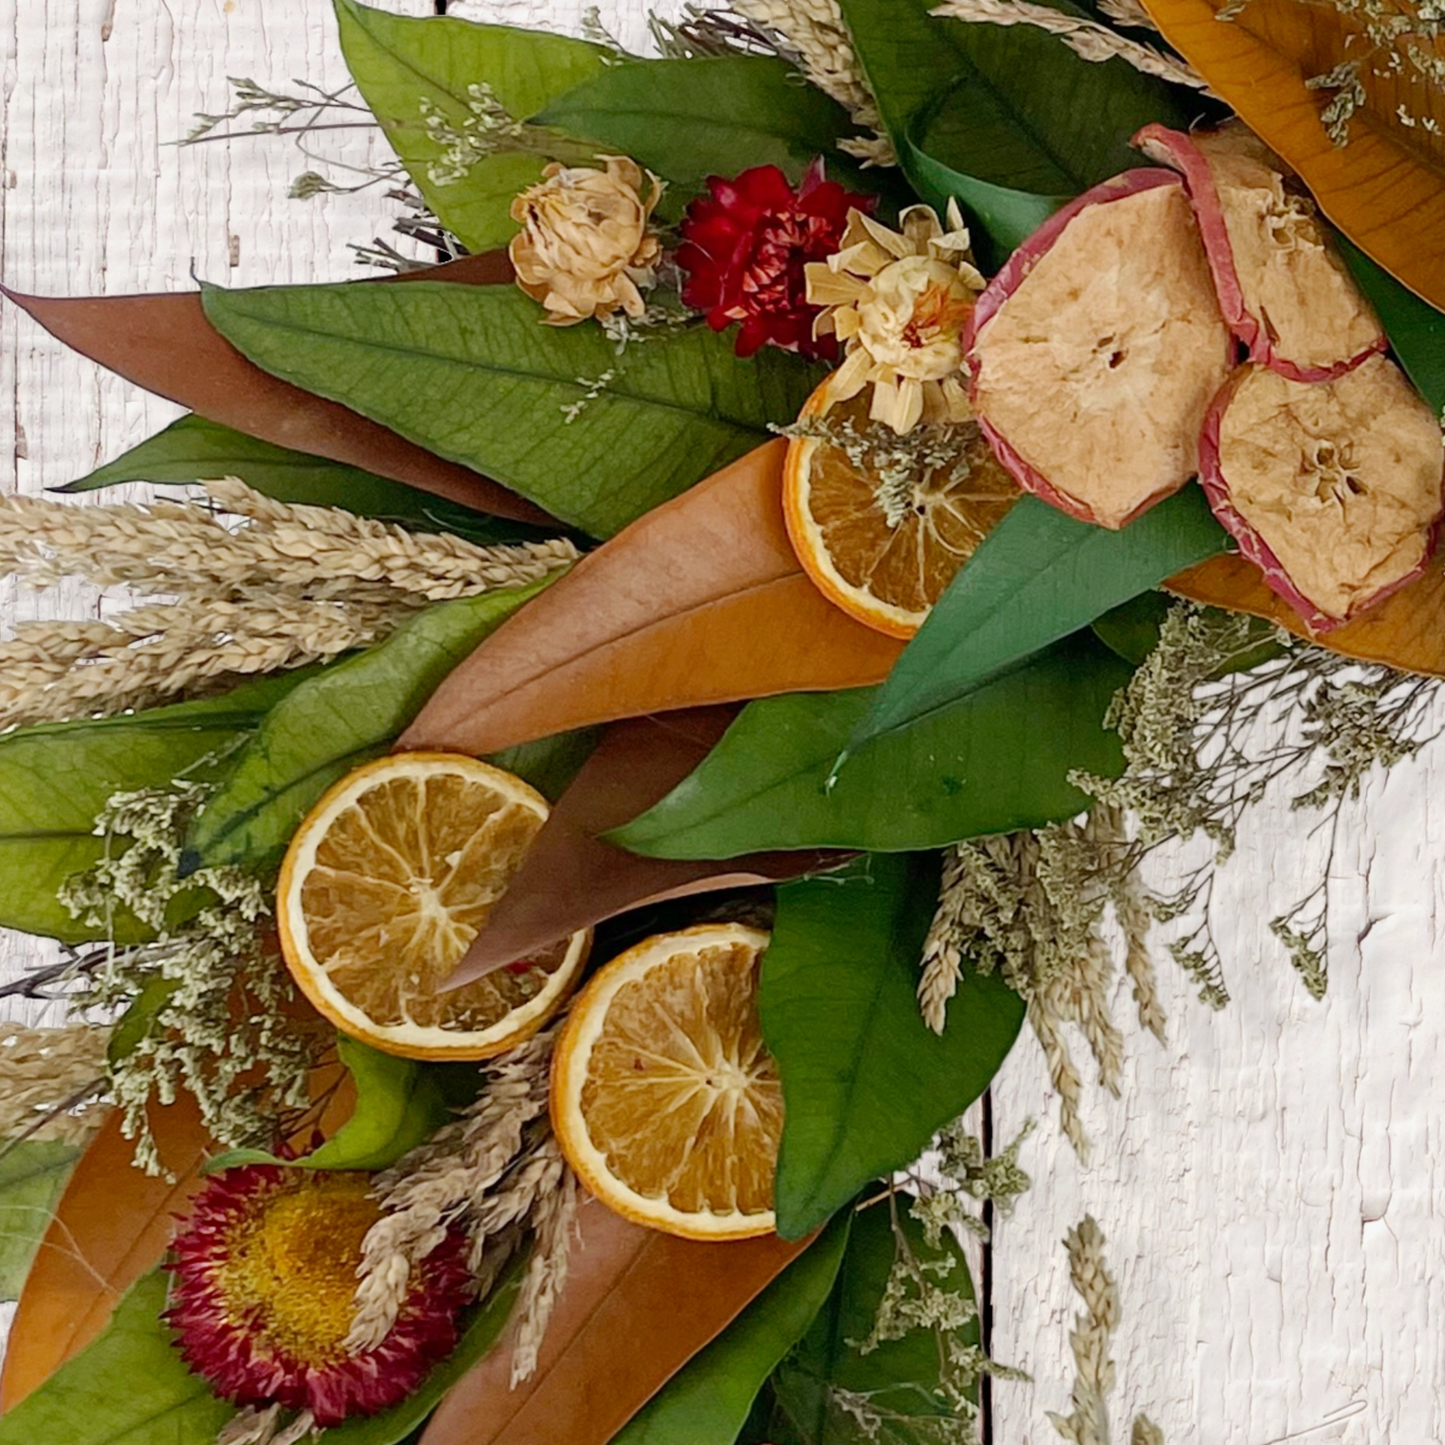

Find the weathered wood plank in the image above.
[{"left": 6, "top": 4, "right": 1441, "bottom": 1442}]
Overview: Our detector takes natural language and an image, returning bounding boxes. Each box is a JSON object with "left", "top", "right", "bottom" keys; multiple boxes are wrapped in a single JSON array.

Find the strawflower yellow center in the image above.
[{"left": 215, "top": 1174, "right": 381, "bottom": 1365}]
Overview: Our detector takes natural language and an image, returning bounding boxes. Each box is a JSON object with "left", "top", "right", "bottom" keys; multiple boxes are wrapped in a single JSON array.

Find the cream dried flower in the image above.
[
  {"left": 509, "top": 156, "right": 664, "bottom": 325},
  {"left": 806, "top": 202, "right": 985, "bottom": 433}
]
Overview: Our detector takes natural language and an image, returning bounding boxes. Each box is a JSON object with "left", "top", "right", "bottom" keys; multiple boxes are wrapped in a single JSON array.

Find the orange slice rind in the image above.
[
  {"left": 782, "top": 380, "right": 1021, "bottom": 638},
  {"left": 277, "top": 752, "right": 588, "bottom": 1061},
  {"left": 551, "top": 923, "right": 782, "bottom": 1241}
]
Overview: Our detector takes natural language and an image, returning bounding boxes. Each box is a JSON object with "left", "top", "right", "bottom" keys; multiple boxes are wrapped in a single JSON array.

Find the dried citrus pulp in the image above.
[
  {"left": 277, "top": 752, "right": 588, "bottom": 1060},
  {"left": 552, "top": 923, "right": 783, "bottom": 1240},
  {"left": 782, "top": 381, "right": 1020, "bottom": 638}
]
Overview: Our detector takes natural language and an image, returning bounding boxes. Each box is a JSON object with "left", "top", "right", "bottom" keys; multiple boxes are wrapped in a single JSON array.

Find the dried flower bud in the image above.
[
  {"left": 509, "top": 156, "right": 663, "bottom": 325},
  {"left": 1200, "top": 358, "right": 1445, "bottom": 628},
  {"left": 965, "top": 170, "right": 1233, "bottom": 529},
  {"left": 1135, "top": 123, "right": 1385, "bottom": 381}
]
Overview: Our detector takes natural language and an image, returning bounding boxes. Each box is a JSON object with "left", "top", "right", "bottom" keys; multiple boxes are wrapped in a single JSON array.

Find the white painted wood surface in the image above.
[{"left": 1, "top": 2, "right": 1441, "bottom": 1441}]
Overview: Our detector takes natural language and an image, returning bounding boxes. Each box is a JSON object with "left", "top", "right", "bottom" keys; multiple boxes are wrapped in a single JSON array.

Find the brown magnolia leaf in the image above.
[
  {"left": 1141, "top": 0, "right": 1445, "bottom": 308},
  {"left": 1, "top": 251, "right": 551, "bottom": 524},
  {"left": 1169, "top": 550, "right": 1445, "bottom": 675},
  {"left": 0, "top": 1092, "right": 212, "bottom": 1409},
  {"left": 421, "top": 1196, "right": 811, "bottom": 1445},
  {"left": 400, "top": 441, "right": 906, "bottom": 756},
  {"left": 448, "top": 709, "right": 850, "bottom": 988}
]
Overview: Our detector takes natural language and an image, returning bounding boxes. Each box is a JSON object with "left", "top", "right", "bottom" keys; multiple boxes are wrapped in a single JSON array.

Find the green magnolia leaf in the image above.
[
  {"left": 333, "top": 0, "right": 609, "bottom": 252},
  {"left": 202, "top": 281, "right": 823, "bottom": 538},
  {"left": 837, "top": 0, "right": 1197, "bottom": 262},
  {"left": 0, "top": 1270, "right": 232, "bottom": 1445},
  {"left": 761, "top": 855, "right": 1024, "bottom": 1237},
  {"left": 1338, "top": 234, "right": 1445, "bottom": 414},
  {"left": 844, "top": 489, "right": 1226, "bottom": 762},
  {"left": 183, "top": 580, "right": 556, "bottom": 875},
  {"left": 1091, "top": 589, "right": 1176, "bottom": 665},
  {"left": 535, "top": 57, "right": 863, "bottom": 218},
  {"left": 0, "top": 671, "right": 319, "bottom": 943},
  {"left": 208, "top": 1035, "right": 456, "bottom": 1174},
  {"left": 612, "top": 1212, "right": 852, "bottom": 1445},
  {"left": 324, "top": 1258, "right": 524, "bottom": 1445},
  {"left": 772, "top": 1194, "right": 980, "bottom": 1442},
  {"left": 608, "top": 635, "right": 1132, "bottom": 858},
  {"left": 58, "top": 413, "right": 546, "bottom": 545},
  {"left": 0, "top": 1140, "right": 81, "bottom": 1301}
]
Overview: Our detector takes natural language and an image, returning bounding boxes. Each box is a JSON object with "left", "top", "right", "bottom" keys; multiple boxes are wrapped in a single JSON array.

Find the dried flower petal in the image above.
[
  {"left": 806, "top": 202, "right": 984, "bottom": 434},
  {"left": 509, "top": 157, "right": 663, "bottom": 325},
  {"left": 676, "top": 159, "right": 873, "bottom": 358}
]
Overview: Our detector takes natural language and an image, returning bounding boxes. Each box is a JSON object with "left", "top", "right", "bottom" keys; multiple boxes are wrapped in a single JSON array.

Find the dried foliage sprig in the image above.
[
  {"left": 0, "top": 598, "right": 407, "bottom": 731},
  {"left": 0, "top": 1021, "right": 112, "bottom": 1147},
  {"left": 844, "top": 1188, "right": 1028, "bottom": 1441},
  {"left": 920, "top": 808, "right": 1146, "bottom": 1159},
  {"left": 1049, "top": 1215, "right": 1165, "bottom": 1445},
  {"left": 922, "top": 603, "right": 1439, "bottom": 1153},
  {"left": 348, "top": 1028, "right": 576, "bottom": 1383},
  {"left": 0, "top": 481, "right": 576, "bottom": 730},
  {"left": 932, "top": 0, "right": 1215, "bottom": 94},
  {"left": 725, "top": 0, "right": 898, "bottom": 165},
  {"left": 59, "top": 784, "right": 325, "bottom": 1174},
  {"left": 0, "top": 481, "right": 574, "bottom": 605},
  {"left": 904, "top": 1115, "right": 1036, "bottom": 1244}
]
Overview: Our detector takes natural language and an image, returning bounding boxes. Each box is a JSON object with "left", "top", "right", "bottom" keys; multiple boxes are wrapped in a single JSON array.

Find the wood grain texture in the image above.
[{"left": 3, "top": 1, "right": 1444, "bottom": 1441}]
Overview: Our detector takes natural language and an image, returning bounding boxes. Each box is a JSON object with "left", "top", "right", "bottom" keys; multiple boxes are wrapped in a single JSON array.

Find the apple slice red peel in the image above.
[
  {"left": 964, "top": 169, "right": 1234, "bottom": 530},
  {"left": 1134, "top": 124, "right": 1386, "bottom": 385}
]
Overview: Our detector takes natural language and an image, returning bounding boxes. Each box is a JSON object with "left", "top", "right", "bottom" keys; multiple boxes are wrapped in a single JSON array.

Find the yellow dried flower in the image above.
[
  {"left": 508, "top": 156, "right": 664, "bottom": 325},
  {"left": 806, "top": 202, "right": 985, "bottom": 433}
]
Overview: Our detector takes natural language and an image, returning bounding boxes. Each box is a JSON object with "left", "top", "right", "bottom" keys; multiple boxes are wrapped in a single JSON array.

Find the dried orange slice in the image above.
[
  {"left": 276, "top": 752, "right": 588, "bottom": 1061},
  {"left": 782, "top": 380, "right": 1021, "bottom": 638},
  {"left": 551, "top": 923, "right": 782, "bottom": 1240}
]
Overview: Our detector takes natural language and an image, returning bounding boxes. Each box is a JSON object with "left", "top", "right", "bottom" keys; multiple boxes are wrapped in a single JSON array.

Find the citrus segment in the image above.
[
  {"left": 783, "top": 382, "right": 1020, "bottom": 638},
  {"left": 552, "top": 924, "right": 782, "bottom": 1240},
  {"left": 277, "top": 752, "right": 588, "bottom": 1060}
]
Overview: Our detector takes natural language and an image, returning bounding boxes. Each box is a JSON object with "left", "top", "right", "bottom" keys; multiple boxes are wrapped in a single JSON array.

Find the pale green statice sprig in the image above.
[
  {"left": 923, "top": 603, "right": 1437, "bottom": 1153},
  {"left": 906, "top": 1117, "right": 1036, "bottom": 1245},
  {"left": 776, "top": 412, "right": 1015, "bottom": 530},
  {"left": 1079, "top": 602, "right": 1438, "bottom": 1004},
  {"left": 418, "top": 84, "right": 595, "bottom": 189},
  {"left": 830, "top": 1189, "right": 1028, "bottom": 1441},
  {"left": 59, "top": 783, "right": 322, "bottom": 1174}
]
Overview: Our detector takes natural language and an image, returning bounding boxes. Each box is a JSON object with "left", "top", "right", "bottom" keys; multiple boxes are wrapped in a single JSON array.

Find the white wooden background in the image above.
[{"left": 1, "top": 2, "right": 1442, "bottom": 1441}]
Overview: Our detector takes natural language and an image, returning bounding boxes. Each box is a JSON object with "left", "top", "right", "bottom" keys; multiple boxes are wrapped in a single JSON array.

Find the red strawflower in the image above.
[
  {"left": 677, "top": 159, "right": 875, "bottom": 360},
  {"left": 166, "top": 1164, "right": 473, "bottom": 1428}
]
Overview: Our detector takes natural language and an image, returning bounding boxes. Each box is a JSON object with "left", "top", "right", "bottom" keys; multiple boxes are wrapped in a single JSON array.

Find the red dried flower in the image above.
[
  {"left": 677, "top": 159, "right": 875, "bottom": 359},
  {"left": 166, "top": 1164, "right": 473, "bottom": 1428}
]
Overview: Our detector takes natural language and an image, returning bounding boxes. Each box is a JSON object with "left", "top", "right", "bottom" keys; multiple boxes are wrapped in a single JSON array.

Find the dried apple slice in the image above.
[
  {"left": 1135, "top": 123, "right": 1385, "bottom": 383},
  {"left": 964, "top": 170, "right": 1234, "bottom": 530},
  {"left": 1200, "top": 358, "right": 1444, "bottom": 631}
]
